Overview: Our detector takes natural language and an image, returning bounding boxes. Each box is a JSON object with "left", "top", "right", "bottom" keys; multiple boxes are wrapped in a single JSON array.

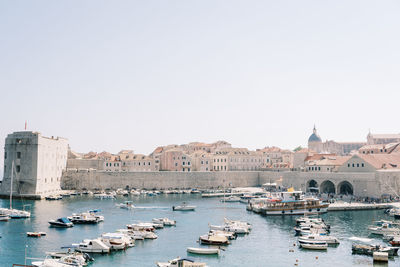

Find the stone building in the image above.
[
  {"left": 307, "top": 126, "right": 365, "bottom": 155},
  {"left": 212, "top": 148, "right": 263, "bottom": 171},
  {"left": 359, "top": 143, "right": 400, "bottom": 155},
  {"left": 0, "top": 131, "right": 68, "bottom": 198},
  {"left": 367, "top": 133, "right": 400, "bottom": 145},
  {"left": 160, "top": 149, "right": 192, "bottom": 171}
]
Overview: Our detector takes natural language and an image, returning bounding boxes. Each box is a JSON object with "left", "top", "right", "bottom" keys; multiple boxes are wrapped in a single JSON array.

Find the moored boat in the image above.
[
  {"left": 187, "top": 247, "right": 220, "bottom": 255},
  {"left": 172, "top": 202, "right": 196, "bottom": 211},
  {"left": 49, "top": 217, "right": 74, "bottom": 228}
]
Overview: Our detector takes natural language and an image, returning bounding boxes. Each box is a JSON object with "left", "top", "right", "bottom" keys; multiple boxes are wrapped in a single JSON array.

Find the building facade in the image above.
[{"left": 1, "top": 131, "right": 68, "bottom": 198}]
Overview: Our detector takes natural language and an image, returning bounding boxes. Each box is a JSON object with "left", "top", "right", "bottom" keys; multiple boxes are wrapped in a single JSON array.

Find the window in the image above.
[
  {"left": 201, "top": 161, "right": 203, "bottom": 165},
  {"left": 357, "top": 163, "right": 359, "bottom": 167},
  {"left": 148, "top": 162, "right": 151, "bottom": 165},
  {"left": 17, "top": 152, "right": 21, "bottom": 159},
  {"left": 4, "top": 152, "right": 7, "bottom": 159},
  {"left": 224, "top": 159, "right": 226, "bottom": 162},
  {"left": 206, "top": 168, "right": 208, "bottom": 171},
  {"left": 139, "top": 162, "right": 141, "bottom": 166},
  {"left": 183, "top": 162, "right": 185, "bottom": 165},
  {"left": 16, "top": 165, "right": 21, "bottom": 173},
  {"left": 217, "top": 159, "right": 220, "bottom": 162},
  {"left": 318, "top": 167, "right": 321, "bottom": 171},
  {"left": 224, "top": 166, "right": 226, "bottom": 170},
  {"left": 175, "top": 163, "right": 178, "bottom": 166},
  {"left": 188, "top": 168, "right": 190, "bottom": 172},
  {"left": 352, "top": 163, "right": 355, "bottom": 167},
  {"left": 362, "top": 163, "right": 364, "bottom": 167},
  {"left": 188, "top": 162, "right": 190, "bottom": 165},
  {"left": 206, "top": 161, "right": 208, "bottom": 164},
  {"left": 348, "top": 163, "right": 350, "bottom": 167}
]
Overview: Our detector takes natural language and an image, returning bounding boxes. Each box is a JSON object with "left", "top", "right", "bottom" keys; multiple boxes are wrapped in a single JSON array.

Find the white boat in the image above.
[
  {"left": 187, "top": 247, "right": 220, "bottom": 255},
  {"left": 369, "top": 223, "right": 400, "bottom": 235},
  {"left": 260, "top": 191, "right": 329, "bottom": 216},
  {"left": 116, "top": 201, "right": 135, "bottom": 209},
  {"left": 300, "top": 242, "right": 328, "bottom": 250},
  {"left": 74, "top": 239, "right": 110, "bottom": 253},
  {"left": 116, "top": 229, "right": 145, "bottom": 240},
  {"left": 127, "top": 222, "right": 156, "bottom": 231},
  {"left": 172, "top": 202, "right": 196, "bottom": 211},
  {"left": 68, "top": 211, "right": 103, "bottom": 224},
  {"left": 101, "top": 232, "right": 134, "bottom": 249},
  {"left": 156, "top": 257, "right": 208, "bottom": 267},
  {"left": 209, "top": 224, "right": 249, "bottom": 234},
  {"left": 299, "top": 234, "right": 339, "bottom": 245},
  {"left": 0, "top": 162, "right": 31, "bottom": 218},
  {"left": 152, "top": 218, "right": 176, "bottom": 226},
  {"left": 220, "top": 196, "right": 241, "bottom": 202},
  {"left": 32, "top": 255, "right": 86, "bottom": 267},
  {"left": 0, "top": 214, "right": 10, "bottom": 221},
  {"left": 94, "top": 193, "right": 115, "bottom": 199}
]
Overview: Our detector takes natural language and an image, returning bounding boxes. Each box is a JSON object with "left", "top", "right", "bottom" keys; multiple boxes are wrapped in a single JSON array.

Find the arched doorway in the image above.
[
  {"left": 337, "top": 181, "right": 353, "bottom": 195},
  {"left": 306, "top": 179, "right": 319, "bottom": 193},
  {"left": 320, "top": 180, "right": 336, "bottom": 194}
]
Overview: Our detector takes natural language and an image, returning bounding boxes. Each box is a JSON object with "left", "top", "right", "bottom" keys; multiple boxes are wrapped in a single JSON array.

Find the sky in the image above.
[{"left": 1, "top": 0, "right": 400, "bottom": 176}]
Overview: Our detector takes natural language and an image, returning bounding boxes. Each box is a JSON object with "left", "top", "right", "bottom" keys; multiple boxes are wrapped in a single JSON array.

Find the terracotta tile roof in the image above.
[{"left": 357, "top": 154, "right": 400, "bottom": 169}]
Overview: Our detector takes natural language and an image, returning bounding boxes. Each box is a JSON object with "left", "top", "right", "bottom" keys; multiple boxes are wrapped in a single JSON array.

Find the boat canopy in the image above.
[{"left": 59, "top": 217, "right": 71, "bottom": 224}]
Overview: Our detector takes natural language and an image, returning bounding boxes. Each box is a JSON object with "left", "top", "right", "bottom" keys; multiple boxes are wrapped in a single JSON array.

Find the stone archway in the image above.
[
  {"left": 306, "top": 179, "right": 319, "bottom": 193},
  {"left": 337, "top": 181, "right": 354, "bottom": 195},
  {"left": 320, "top": 180, "right": 336, "bottom": 194}
]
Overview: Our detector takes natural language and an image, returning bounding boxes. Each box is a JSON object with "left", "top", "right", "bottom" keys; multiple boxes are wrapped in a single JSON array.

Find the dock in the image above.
[
  {"left": 201, "top": 192, "right": 244, "bottom": 198},
  {"left": 328, "top": 202, "right": 393, "bottom": 211}
]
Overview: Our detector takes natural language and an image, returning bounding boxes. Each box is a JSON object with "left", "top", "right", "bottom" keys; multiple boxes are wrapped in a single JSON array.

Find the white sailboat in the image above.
[{"left": 0, "top": 161, "right": 31, "bottom": 219}]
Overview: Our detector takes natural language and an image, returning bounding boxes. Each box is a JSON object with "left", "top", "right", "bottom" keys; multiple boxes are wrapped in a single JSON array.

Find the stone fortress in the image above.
[{"left": 3, "top": 127, "right": 400, "bottom": 199}]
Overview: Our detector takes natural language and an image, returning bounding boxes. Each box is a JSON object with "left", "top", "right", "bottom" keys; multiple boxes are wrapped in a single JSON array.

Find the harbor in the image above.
[{"left": 1, "top": 190, "right": 400, "bottom": 266}]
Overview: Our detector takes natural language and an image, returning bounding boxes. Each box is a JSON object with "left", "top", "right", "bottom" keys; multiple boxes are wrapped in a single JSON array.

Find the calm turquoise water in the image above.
[{"left": 0, "top": 194, "right": 396, "bottom": 267}]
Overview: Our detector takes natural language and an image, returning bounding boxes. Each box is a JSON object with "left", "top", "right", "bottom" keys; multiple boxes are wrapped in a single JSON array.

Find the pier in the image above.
[{"left": 328, "top": 201, "right": 394, "bottom": 211}]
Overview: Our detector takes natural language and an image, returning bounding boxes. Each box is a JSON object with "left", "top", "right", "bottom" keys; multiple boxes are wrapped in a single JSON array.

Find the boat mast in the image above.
[{"left": 10, "top": 160, "right": 14, "bottom": 209}]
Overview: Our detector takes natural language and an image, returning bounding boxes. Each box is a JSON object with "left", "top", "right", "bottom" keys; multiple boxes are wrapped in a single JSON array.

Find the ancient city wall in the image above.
[
  {"left": 61, "top": 169, "right": 400, "bottom": 198},
  {"left": 61, "top": 170, "right": 262, "bottom": 190}
]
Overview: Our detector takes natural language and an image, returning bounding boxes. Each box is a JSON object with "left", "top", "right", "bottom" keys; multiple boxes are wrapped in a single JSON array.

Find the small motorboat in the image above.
[
  {"left": 352, "top": 244, "right": 399, "bottom": 256},
  {"left": 68, "top": 212, "right": 102, "bottom": 224},
  {"left": 32, "top": 255, "right": 86, "bottom": 267},
  {"left": 199, "top": 234, "right": 229, "bottom": 245},
  {"left": 187, "top": 247, "right": 220, "bottom": 255},
  {"left": 152, "top": 218, "right": 176, "bottom": 226},
  {"left": 220, "top": 196, "right": 241, "bottom": 202},
  {"left": 27, "top": 232, "right": 47, "bottom": 237},
  {"left": 49, "top": 217, "right": 74, "bottom": 228},
  {"left": 0, "top": 214, "right": 10, "bottom": 221},
  {"left": 101, "top": 232, "right": 135, "bottom": 249},
  {"left": 45, "top": 195, "right": 63, "bottom": 200},
  {"left": 74, "top": 238, "right": 110, "bottom": 253},
  {"left": 172, "top": 202, "right": 196, "bottom": 211},
  {"left": 389, "top": 237, "right": 400, "bottom": 246},
  {"left": 116, "top": 201, "right": 135, "bottom": 209},
  {"left": 156, "top": 257, "right": 208, "bottom": 267},
  {"left": 46, "top": 251, "right": 94, "bottom": 263}
]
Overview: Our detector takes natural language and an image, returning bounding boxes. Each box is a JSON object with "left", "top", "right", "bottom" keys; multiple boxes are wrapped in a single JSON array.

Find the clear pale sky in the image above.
[{"left": 1, "top": 1, "right": 400, "bottom": 176}]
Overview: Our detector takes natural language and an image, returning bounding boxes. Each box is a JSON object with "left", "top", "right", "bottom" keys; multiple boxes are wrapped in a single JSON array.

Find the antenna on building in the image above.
[{"left": 25, "top": 121, "right": 27, "bottom": 130}]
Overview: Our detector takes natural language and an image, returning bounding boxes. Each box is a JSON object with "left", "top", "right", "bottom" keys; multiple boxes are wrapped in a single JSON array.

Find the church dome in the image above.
[{"left": 308, "top": 126, "right": 322, "bottom": 143}]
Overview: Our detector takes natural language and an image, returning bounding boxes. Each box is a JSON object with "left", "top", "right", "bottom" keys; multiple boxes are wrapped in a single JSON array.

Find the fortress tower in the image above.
[{"left": 0, "top": 131, "right": 68, "bottom": 199}]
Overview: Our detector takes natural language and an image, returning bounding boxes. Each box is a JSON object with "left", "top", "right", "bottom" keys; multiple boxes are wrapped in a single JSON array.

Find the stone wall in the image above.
[
  {"left": 59, "top": 169, "right": 400, "bottom": 198},
  {"left": 61, "top": 170, "right": 262, "bottom": 190}
]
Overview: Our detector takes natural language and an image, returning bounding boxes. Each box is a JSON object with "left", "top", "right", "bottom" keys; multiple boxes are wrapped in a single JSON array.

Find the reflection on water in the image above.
[{"left": 0, "top": 195, "right": 397, "bottom": 267}]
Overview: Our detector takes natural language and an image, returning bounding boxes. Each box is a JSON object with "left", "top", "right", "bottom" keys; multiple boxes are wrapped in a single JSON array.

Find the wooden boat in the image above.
[
  {"left": 199, "top": 234, "right": 229, "bottom": 245},
  {"left": 187, "top": 247, "right": 220, "bottom": 255},
  {"left": 300, "top": 242, "right": 328, "bottom": 250},
  {"left": 27, "top": 232, "right": 47, "bottom": 237}
]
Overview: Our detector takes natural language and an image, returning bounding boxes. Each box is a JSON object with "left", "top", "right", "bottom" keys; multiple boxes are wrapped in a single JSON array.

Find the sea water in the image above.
[{"left": 0, "top": 194, "right": 395, "bottom": 266}]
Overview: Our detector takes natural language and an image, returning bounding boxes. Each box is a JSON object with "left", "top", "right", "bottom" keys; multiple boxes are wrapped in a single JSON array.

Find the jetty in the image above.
[{"left": 328, "top": 202, "right": 393, "bottom": 211}]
